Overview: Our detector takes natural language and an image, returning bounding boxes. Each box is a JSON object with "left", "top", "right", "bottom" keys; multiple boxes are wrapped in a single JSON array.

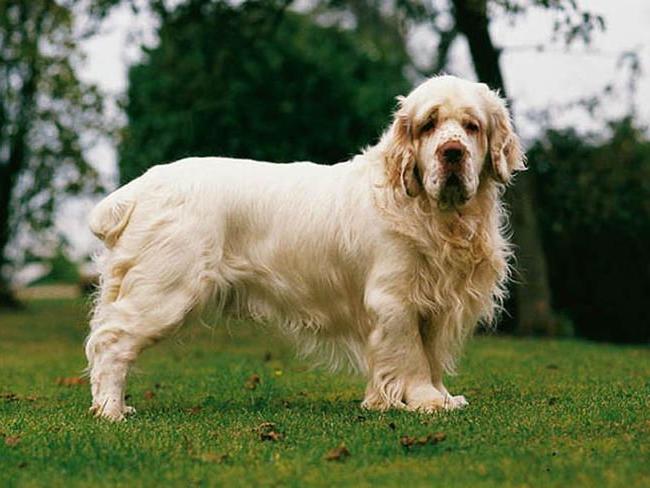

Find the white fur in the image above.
[{"left": 85, "top": 75, "right": 524, "bottom": 420}]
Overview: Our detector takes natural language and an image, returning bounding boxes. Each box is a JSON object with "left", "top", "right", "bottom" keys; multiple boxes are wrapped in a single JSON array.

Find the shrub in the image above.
[{"left": 529, "top": 117, "right": 650, "bottom": 343}]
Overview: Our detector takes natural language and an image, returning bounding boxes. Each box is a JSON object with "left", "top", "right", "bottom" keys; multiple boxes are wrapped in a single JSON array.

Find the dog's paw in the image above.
[
  {"left": 405, "top": 396, "right": 446, "bottom": 413},
  {"left": 406, "top": 394, "right": 468, "bottom": 413},
  {"left": 89, "top": 401, "right": 136, "bottom": 422},
  {"left": 361, "top": 397, "right": 405, "bottom": 412},
  {"left": 361, "top": 388, "right": 406, "bottom": 412},
  {"left": 449, "top": 394, "right": 468, "bottom": 409}
]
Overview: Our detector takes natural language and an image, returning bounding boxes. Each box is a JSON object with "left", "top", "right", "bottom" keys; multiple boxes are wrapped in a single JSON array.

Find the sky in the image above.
[{"left": 54, "top": 0, "right": 650, "bottom": 263}]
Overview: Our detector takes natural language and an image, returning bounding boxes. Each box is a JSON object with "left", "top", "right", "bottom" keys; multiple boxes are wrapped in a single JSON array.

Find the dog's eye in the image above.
[
  {"left": 464, "top": 121, "right": 480, "bottom": 134},
  {"left": 421, "top": 118, "right": 437, "bottom": 134}
]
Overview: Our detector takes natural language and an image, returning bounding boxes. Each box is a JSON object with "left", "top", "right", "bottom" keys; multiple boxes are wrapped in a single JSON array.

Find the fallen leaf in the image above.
[
  {"left": 5, "top": 436, "right": 21, "bottom": 447},
  {"left": 325, "top": 443, "right": 350, "bottom": 462},
  {"left": 273, "top": 369, "right": 283, "bottom": 377},
  {"left": 186, "top": 406, "right": 202, "bottom": 414},
  {"left": 56, "top": 377, "right": 86, "bottom": 386},
  {"left": 245, "top": 374, "right": 261, "bottom": 390},
  {"left": 143, "top": 390, "right": 155, "bottom": 400},
  {"left": 400, "top": 432, "right": 446, "bottom": 449},
  {"left": 261, "top": 430, "right": 282, "bottom": 442},
  {"left": 0, "top": 392, "right": 36, "bottom": 402},
  {"left": 256, "top": 422, "right": 283, "bottom": 442}
]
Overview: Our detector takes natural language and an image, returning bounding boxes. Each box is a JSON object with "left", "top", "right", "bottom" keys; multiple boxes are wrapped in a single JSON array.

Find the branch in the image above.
[{"left": 432, "top": 26, "right": 459, "bottom": 74}]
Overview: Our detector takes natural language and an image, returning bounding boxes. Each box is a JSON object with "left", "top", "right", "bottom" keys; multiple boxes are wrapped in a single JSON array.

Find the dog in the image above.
[{"left": 86, "top": 75, "right": 524, "bottom": 421}]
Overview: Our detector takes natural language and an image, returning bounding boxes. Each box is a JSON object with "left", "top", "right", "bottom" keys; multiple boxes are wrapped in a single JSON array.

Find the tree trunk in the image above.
[
  {"left": 450, "top": 0, "right": 556, "bottom": 335},
  {"left": 0, "top": 3, "right": 40, "bottom": 309},
  {"left": 0, "top": 122, "right": 29, "bottom": 309},
  {"left": 0, "top": 148, "right": 24, "bottom": 308}
]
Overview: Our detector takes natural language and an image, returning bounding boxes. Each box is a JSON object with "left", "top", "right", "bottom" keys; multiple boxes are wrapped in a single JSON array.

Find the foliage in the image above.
[
  {"left": 529, "top": 117, "right": 650, "bottom": 343},
  {"left": 491, "top": 0, "right": 605, "bottom": 45},
  {"left": 118, "top": 0, "right": 409, "bottom": 183},
  {"left": 31, "top": 247, "right": 81, "bottom": 285},
  {"left": 0, "top": 0, "right": 109, "bottom": 301},
  {"left": 1, "top": 299, "right": 649, "bottom": 486}
]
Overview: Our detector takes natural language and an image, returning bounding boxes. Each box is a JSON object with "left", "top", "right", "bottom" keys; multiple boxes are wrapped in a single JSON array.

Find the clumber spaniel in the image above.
[{"left": 86, "top": 75, "right": 524, "bottom": 421}]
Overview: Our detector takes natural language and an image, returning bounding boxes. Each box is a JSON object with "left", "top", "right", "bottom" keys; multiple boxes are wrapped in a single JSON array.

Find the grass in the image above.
[{"left": 1, "top": 298, "right": 648, "bottom": 487}]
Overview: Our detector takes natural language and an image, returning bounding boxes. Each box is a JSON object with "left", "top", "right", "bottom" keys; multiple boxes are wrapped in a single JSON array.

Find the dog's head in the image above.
[{"left": 385, "top": 76, "right": 525, "bottom": 209}]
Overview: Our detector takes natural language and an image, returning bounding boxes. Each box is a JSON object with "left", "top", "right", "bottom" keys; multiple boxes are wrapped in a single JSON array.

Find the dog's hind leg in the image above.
[{"left": 86, "top": 254, "right": 204, "bottom": 421}]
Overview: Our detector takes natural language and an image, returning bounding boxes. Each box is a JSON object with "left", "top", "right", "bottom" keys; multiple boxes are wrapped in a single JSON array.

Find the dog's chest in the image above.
[{"left": 414, "top": 227, "right": 506, "bottom": 324}]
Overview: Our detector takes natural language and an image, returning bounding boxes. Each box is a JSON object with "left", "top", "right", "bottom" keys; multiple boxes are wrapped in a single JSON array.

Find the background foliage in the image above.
[
  {"left": 117, "top": 0, "right": 648, "bottom": 344},
  {"left": 1, "top": 0, "right": 648, "bottom": 344},
  {"left": 119, "top": 0, "right": 409, "bottom": 183},
  {"left": 0, "top": 0, "right": 107, "bottom": 303},
  {"left": 529, "top": 117, "right": 650, "bottom": 343}
]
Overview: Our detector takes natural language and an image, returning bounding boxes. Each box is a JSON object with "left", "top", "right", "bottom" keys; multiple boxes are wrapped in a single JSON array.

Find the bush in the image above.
[
  {"left": 119, "top": 0, "right": 409, "bottom": 183},
  {"left": 529, "top": 117, "right": 650, "bottom": 343},
  {"left": 32, "top": 248, "right": 80, "bottom": 285}
]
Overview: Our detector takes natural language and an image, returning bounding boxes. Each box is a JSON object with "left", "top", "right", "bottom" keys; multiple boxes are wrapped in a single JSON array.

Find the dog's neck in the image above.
[
  {"left": 432, "top": 179, "right": 502, "bottom": 243},
  {"left": 372, "top": 167, "right": 502, "bottom": 249}
]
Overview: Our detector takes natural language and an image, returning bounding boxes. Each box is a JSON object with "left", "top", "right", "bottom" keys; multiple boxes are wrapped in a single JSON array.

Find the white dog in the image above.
[{"left": 86, "top": 75, "right": 524, "bottom": 421}]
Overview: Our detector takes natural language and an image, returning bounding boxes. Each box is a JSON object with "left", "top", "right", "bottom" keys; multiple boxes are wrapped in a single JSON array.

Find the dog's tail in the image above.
[{"left": 89, "top": 186, "right": 137, "bottom": 249}]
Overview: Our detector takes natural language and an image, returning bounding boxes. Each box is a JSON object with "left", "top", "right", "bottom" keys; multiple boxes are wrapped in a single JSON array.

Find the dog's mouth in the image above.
[{"left": 437, "top": 173, "right": 469, "bottom": 210}]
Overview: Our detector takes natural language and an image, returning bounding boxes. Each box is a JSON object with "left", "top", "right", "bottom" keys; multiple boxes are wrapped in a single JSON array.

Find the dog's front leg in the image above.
[
  {"left": 361, "top": 291, "right": 446, "bottom": 413},
  {"left": 430, "top": 362, "right": 469, "bottom": 410},
  {"left": 421, "top": 319, "right": 469, "bottom": 410}
]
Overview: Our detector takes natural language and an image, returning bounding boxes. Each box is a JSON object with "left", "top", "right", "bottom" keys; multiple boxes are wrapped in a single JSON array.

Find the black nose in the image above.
[
  {"left": 443, "top": 147, "right": 464, "bottom": 164},
  {"left": 437, "top": 141, "right": 467, "bottom": 166}
]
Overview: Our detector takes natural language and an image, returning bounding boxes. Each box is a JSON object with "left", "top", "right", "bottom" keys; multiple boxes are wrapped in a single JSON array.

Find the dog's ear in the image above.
[
  {"left": 483, "top": 86, "right": 526, "bottom": 184},
  {"left": 385, "top": 99, "right": 421, "bottom": 197}
]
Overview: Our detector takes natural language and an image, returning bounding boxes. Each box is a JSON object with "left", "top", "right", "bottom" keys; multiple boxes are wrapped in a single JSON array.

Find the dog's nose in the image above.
[{"left": 439, "top": 141, "right": 466, "bottom": 165}]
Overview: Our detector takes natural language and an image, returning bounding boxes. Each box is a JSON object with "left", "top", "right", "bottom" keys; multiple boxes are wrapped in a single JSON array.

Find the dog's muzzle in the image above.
[{"left": 436, "top": 141, "right": 470, "bottom": 209}]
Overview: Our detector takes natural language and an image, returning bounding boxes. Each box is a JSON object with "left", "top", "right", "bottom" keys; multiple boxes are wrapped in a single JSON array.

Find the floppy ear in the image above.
[
  {"left": 385, "top": 101, "right": 422, "bottom": 197},
  {"left": 483, "top": 88, "right": 526, "bottom": 184}
]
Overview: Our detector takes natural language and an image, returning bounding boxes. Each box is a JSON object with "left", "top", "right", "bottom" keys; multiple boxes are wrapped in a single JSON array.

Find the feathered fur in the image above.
[{"left": 85, "top": 75, "right": 524, "bottom": 420}]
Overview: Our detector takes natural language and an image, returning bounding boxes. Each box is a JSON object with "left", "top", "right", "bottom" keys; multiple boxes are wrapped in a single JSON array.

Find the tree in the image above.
[
  {"left": 313, "top": 0, "right": 605, "bottom": 334},
  {"left": 392, "top": 0, "right": 600, "bottom": 335},
  {"left": 446, "top": 0, "right": 607, "bottom": 335},
  {"left": 0, "top": 0, "right": 109, "bottom": 307},
  {"left": 446, "top": 0, "right": 552, "bottom": 335},
  {"left": 119, "top": 0, "right": 410, "bottom": 182},
  {"left": 118, "top": 0, "right": 611, "bottom": 337}
]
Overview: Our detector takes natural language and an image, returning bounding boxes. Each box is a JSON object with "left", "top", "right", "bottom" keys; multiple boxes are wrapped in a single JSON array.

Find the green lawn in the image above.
[{"left": 1, "top": 299, "right": 648, "bottom": 487}]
